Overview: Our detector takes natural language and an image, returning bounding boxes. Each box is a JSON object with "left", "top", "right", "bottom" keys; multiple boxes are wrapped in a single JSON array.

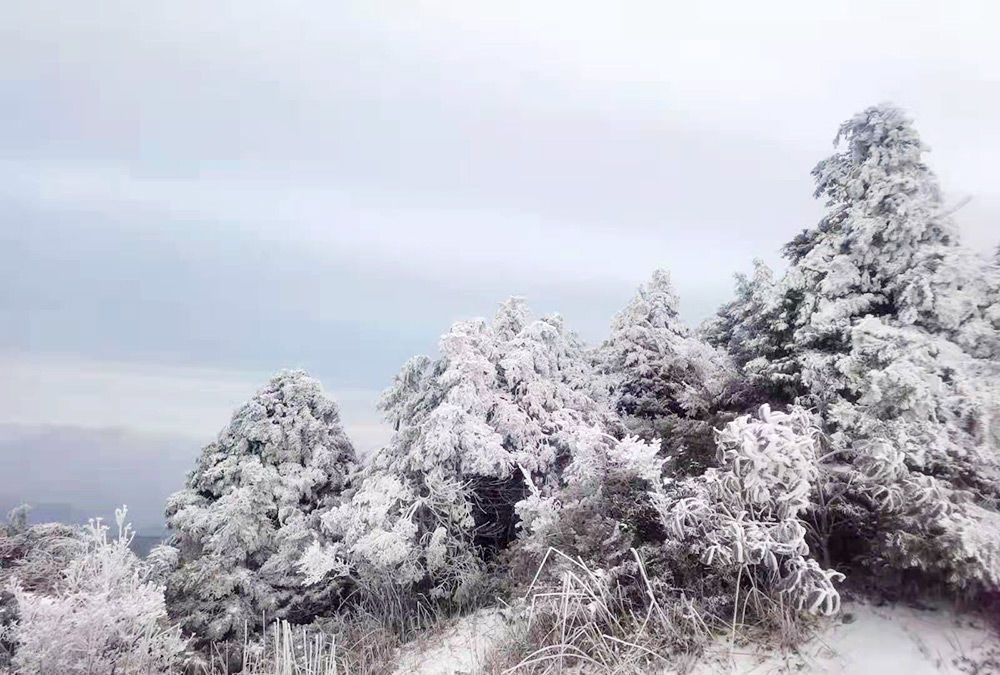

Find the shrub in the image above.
[
  {"left": 654, "top": 405, "right": 844, "bottom": 619},
  {"left": 0, "top": 505, "right": 85, "bottom": 669},
  {"left": 7, "top": 507, "right": 188, "bottom": 674}
]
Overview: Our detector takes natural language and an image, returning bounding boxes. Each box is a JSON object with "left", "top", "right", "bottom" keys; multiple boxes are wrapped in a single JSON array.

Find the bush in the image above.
[
  {"left": 0, "top": 505, "right": 85, "bottom": 669},
  {"left": 7, "top": 507, "right": 188, "bottom": 674},
  {"left": 654, "top": 405, "right": 844, "bottom": 620}
]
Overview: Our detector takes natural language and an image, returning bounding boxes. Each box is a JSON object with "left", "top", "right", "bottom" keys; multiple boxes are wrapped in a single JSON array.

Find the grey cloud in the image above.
[{"left": 2, "top": 0, "right": 998, "bottom": 421}]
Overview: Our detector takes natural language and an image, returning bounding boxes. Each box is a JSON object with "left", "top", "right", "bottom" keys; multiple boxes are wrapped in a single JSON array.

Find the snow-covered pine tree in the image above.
[
  {"left": 164, "top": 370, "right": 357, "bottom": 642},
  {"left": 601, "top": 269, "right": 735, "bottom": 470},
  {"left": 730, "top": 104, "right": 1000, "bottom": 590},
  {"left": 602, "top": 269, "right": 689, "bottom": 427},
  {"left": 702, "top": 259, "right": 797, "bottom": 406},
  {"left": 768, "top": 104, "right": 998, "bottom": 402},
  {"left": 300, "top": 298, "right": 662, "bottom": 605}
]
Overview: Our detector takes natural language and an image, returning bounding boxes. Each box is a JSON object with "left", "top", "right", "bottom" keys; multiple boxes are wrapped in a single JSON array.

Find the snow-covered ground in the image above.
[
  {"left": 392, "top": 609, "right": 509, "bottom": 675},
  {"left": 394, "top": 601, "right": 997, "bottom": 674},
  {"left": 694, "top": 601, "right": 997, "bottom": 675}
]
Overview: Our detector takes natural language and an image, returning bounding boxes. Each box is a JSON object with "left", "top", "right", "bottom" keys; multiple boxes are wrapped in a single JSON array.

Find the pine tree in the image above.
[
  {"left": 770, "top": 105, "right": 998, "bottom": 401},
  {"left": 602, "top": 270, "right": 689, "bottom": 426},
  {"left": 164, "top": 370, "right": 357, "bottom": 641},
  {"left": 739, "top": 104, "right": 1000, "bottom": 590},
  {"left": 602, "top": 270, "right": 735, "bottom": 470},
  {"left": 703, "top": 259, "right": 798, "bottom": 405}
]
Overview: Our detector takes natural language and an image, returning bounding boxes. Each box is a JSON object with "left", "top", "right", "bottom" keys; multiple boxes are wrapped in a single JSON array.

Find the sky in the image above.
[{"left": 2, "top": 0, "right": 998, "bottom": 528}]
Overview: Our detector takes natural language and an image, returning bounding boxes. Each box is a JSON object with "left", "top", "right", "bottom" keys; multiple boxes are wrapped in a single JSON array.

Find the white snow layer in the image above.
[
  {"left": 693, "top": 600, "right": 996, "bottom": 675},
  {"left": 392, "top": 601, "right": 996, "bottom": 674}
]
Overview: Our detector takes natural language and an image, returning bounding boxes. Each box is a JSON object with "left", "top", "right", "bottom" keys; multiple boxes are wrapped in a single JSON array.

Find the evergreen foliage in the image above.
[
  {"left": 602, "top": 269, "right": 738, "bottom": 471},
  {"left": 164, "top": 370, "right": 358, "bottom": 641},
  {"left": 708, "top": 104, "right": 1000, "bottom": 592},
  {"left": 301, "top": 298, "right": 663, "bottom": 604}
]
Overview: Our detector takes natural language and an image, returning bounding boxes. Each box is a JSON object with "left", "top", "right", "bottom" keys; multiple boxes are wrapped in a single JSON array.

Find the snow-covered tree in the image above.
[
  {"left": 602, "top": 269, "right": 689, "bottom": 425},
  {"left": 710, "top": 104, "right": 1000, "bottom": 591},
  {"left": 703, "top": 260, "right": 798, "bottom": 405},
  {"left": 601, "top": 270, "right": 736, "bottom": 470},
  {"left": 772, "top": 104, "right": 998, "bottom": 404},
  {"left": 301, "top": 298, "right": 662, "bottom": 604},
  {"left": 164, "top": 370, "right": 357, "bottom": 642},
  {"left": 8, "top": 507, "right": 187, "bottom": 674}
]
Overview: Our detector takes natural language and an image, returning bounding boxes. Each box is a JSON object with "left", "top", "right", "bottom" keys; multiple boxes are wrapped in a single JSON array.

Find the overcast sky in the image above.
[{"left": 2, "top": 1, "right": 998, "bottom": 526}]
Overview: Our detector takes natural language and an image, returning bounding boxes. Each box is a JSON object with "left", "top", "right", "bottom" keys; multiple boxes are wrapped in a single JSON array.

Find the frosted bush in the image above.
[
  {"left": 165, "top": 370, "right": 358, "bottom": 641},
  {"left": 656, "top": 405, "right": 844, "bottom": 616},
  {"left": 1, "top": 506, "right": 85, "bottom": 670},
  {"left": 8, "top": 507, "right": 187, "bottom": 674},
  {"left": 0, "top": 507, "right": 84, "bottom": 597}
]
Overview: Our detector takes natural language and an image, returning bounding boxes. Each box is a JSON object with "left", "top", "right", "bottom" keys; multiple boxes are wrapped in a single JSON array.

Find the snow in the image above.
[
  {"left": 392, "top": 609, "right": 510, "bottom": 675},
  {"left": 390, "top": 601, "right": 997, "bottom": 675},
  {"left": 691, "top": 601, "right": 997, "bottom": 675}
]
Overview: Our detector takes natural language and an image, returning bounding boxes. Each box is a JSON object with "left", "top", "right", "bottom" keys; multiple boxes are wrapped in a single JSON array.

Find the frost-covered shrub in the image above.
[
  {"left": 165, "top": 370, "right": 358, "bottom": 642},
  {"left": 0, "top": 506, "right": 84, "bottom": 598},
  {"left": 513, "top": 432, "right": 665, "bottom": 577},
  {"left": 847, "top": 437, "right": 1000, "bottom": 591},
  {"left": 0, "top": 506, "right": 85, "bottom": 668},
  {"left": 8, "top": 507, "right": 187, "bottom": 674},
  {"left": 655, "top": 405, "right": 844, "bottom": 616},
  {"left": 302, "top": 298, "right": 663, "bottom": 605}
]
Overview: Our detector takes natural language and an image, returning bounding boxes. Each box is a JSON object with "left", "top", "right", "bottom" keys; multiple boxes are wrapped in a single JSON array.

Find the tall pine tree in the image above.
[
  {"left": 715, "top": 104, "right": 1000, "bottom": 590},
  {"left": 602, "top": 269, "right": 735, "bottom": 470}
]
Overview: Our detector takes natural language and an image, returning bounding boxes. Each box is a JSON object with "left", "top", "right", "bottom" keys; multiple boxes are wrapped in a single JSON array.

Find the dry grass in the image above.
[
  {"left": 480, "top": 547, "right": 831, "bottom": 674},
  {"left": 189, "top": 548, "right": 827, "bottom": 674},
  {"left": 482, "top": 548, "right": 711, "bottom": 674},
  {"left": 191, "top": 565, "right": 503, "bottom": 675},
  {"left": 192, "top": 613, "right": 400, "bottom": 675}
]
